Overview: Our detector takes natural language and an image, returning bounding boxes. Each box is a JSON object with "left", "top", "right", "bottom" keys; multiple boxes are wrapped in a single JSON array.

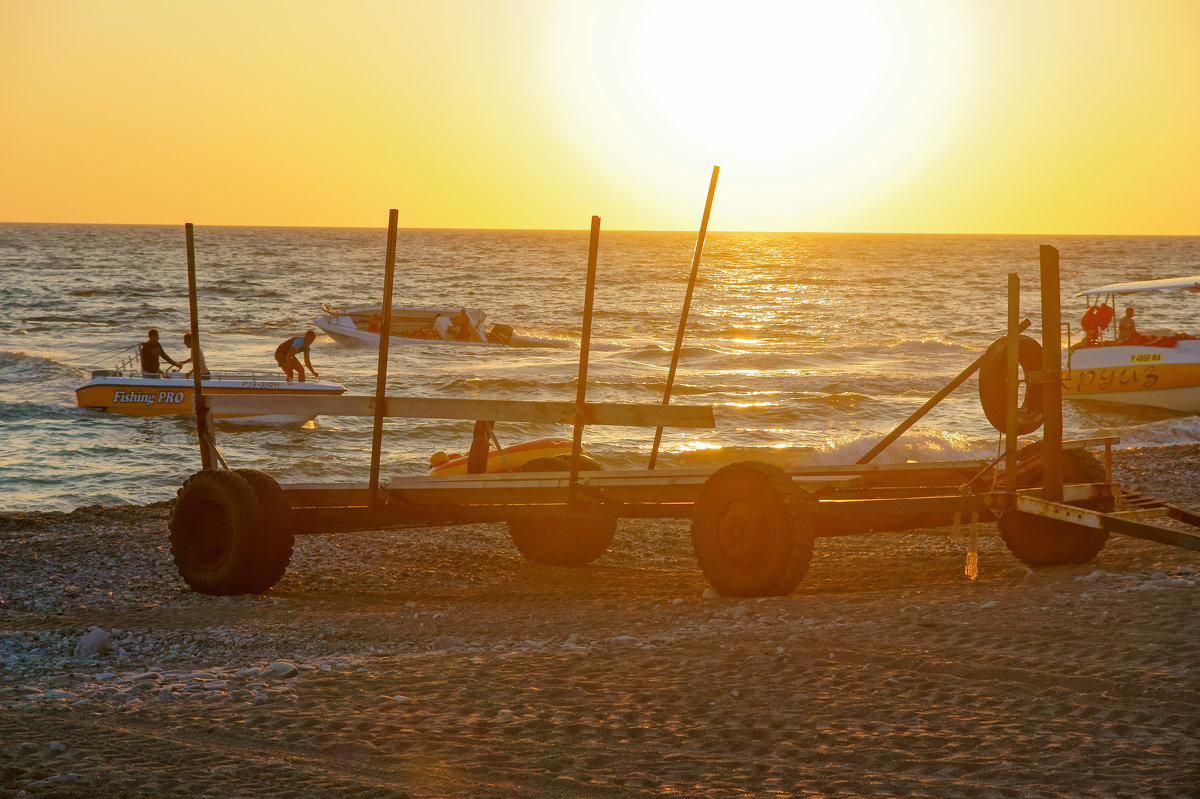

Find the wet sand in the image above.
[{"left": 2, "top": 445, "right": 1199, "bottom": 797}]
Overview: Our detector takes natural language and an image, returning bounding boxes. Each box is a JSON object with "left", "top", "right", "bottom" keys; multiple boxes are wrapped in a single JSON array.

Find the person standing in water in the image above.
[
  {"left": 275, "top": 330, "right": 320, "bottom": 382},
  {"left": 139, "top": 328, "right": 181, "bottom": 376}
]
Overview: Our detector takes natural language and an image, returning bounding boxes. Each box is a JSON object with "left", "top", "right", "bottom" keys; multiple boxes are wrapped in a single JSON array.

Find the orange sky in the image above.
[{"left": 1, "top": 0, "right": 1197, "bottom": 233}]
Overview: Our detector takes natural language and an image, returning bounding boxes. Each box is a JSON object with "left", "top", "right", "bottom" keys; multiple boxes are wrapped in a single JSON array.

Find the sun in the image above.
[
  {"left": 550, "top": 0, "right": 968, "bottom": 228},
  {"left": 629, "top": 0, "right": 890, "bottom": 162}
]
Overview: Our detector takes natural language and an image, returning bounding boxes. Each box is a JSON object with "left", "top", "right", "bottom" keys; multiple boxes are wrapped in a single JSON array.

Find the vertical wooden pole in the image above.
[
  {"left": 369, "top": 209, "right": 399, "bottom": 505},
  {"left": 1040, "top": 245, "right": 1064, "bottom": 501},
  {"left": 1005, "top": 273, "right": 1020, "bottom": 493},
  {"left": 185, "top": 223, "right": 213, "bottom": 470},
  {"left": 570, "top": 216, "right": 602, "bottom": 500},
  {"left": 649, "top": 165, "right": 719, "bottom": 470}
]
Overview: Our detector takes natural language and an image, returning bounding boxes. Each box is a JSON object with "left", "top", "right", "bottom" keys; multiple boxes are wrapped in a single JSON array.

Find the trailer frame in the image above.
[{"left": 168, "top": 211, "right": 1200, "bottom": 598}]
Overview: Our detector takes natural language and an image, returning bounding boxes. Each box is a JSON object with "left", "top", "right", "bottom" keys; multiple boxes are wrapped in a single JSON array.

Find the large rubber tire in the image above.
[
  {"left": 999, "top": 446, "right": 1111, "bottom": 567},
  {"left": 234, "top": 469, "right": 295, "bottom": 593},
  {"left": 170, "top": 470, "right": 267, "bottom": 595},
  {"left": 508, "top": 511, "right": 618, "bottom": 567},
  {"left": 508, "top": 453, "right": 615, "bottom": 566},
  {"left": 690, "top": 462, "right": 814, "bottom": 597},
  {"left": 978, "top": 335, "right": 1045, "bottom": 436}
]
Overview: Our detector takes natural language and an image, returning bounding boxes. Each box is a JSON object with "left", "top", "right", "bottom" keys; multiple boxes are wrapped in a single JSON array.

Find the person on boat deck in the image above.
[
  {"left": 449, "top": 309, "right": 472, "bottom": 342},
  {"left": 367, "top": 312, "right": 382, "bottom": 333},
  {"left": 1118, "top": 306, "right": 1139, "bottom": 341},
  {"left": 180, "top": 332, "right": 210, "bottom": 379},
  {"left": 275, "top": 330, "right": 320, "bottom": 382},
  {"left": 138, "top": 328, "right": 180, "bottom": 376}
]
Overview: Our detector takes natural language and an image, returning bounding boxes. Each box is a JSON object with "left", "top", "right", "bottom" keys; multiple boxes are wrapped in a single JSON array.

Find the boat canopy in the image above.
[{"left": 1076, "top": 275, "right": 1200, "bottom": 297}]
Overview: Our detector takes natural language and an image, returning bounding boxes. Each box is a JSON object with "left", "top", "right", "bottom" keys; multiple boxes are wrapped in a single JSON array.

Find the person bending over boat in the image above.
[
  {"left": 275, "top": 330, "right": 320, "bottom": 382},
  {"left": 180, "top": 332, "right": 210, "bottom": 379},
  {"left": 448, "top": 309, "right": 473, "bottom": 342},
  {"left": 139, "top": 328, "right": 181, "bottom": 376}
]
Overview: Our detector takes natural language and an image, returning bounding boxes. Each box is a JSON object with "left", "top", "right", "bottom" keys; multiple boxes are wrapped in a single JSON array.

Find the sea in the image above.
[{"left": 2, "top": 223, "right": 1199, "bottom": 513}]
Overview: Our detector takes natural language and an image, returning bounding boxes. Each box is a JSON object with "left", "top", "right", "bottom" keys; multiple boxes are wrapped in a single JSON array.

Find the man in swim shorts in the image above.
[
  {"left": 275, "top": 330, "right": 319, "bottom": 382},
  {"left": 139, "top": 328, "right": 181, "bottom": 375},
  {"left": 181, "top": 332, "right": 210, "bottom": 379}
]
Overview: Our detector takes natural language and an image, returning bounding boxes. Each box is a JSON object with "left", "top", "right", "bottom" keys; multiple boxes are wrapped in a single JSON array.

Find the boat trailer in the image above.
[{"left": 168, "top": 214, "right": 1200, "bottom": 597}]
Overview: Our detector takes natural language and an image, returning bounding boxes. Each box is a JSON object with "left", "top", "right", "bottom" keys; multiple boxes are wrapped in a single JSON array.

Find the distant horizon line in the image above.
[{"left": 1, "top": 220, "right": 1198, "bottom": 237}]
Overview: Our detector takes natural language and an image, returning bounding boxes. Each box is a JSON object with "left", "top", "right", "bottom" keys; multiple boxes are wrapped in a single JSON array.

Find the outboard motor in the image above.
[{"left": 487, "top": 323, "right": 514, "bottom": 345}]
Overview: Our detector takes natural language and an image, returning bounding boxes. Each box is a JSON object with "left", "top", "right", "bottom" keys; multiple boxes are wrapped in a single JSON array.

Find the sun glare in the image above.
[
  {"left": 552, "top": 0, "right": 968, "bottom": 229},
  {"left": 630, "top": 0, "right": 889, "bottom": 162}
]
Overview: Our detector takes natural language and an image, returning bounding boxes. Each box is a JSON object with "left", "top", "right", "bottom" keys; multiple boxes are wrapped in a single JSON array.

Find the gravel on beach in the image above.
[{"left": 2, "top": 445, "right": 1199, "bottom": 797}]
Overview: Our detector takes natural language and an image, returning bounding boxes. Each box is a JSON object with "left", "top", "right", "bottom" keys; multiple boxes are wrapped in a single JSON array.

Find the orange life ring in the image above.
[{"left": 977, "top": 335, "right": 1045, "bottom": 436}]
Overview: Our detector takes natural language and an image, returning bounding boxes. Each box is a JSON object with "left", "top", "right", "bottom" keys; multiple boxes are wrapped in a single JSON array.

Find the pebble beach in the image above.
[{"left": 2, "top": 444, "right": 1199, "bottom": 797}]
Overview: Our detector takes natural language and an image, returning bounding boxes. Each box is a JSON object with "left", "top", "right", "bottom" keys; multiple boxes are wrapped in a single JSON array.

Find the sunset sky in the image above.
[{"left": 2, "top": 0, "right": 1197, "bottom": 233}]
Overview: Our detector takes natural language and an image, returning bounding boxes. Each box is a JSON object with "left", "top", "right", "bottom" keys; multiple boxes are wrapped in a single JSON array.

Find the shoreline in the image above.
[{"left": 2, "top": 442, "right": 1199, "bottom": 796}]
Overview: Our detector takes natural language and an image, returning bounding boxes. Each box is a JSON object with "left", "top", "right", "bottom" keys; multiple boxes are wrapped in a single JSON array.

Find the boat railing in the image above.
[{"left": 93, "top": 366, "right": 300, "bottom": 383}]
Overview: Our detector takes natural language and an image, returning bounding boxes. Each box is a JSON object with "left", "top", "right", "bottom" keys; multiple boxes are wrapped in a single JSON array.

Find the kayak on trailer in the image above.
[{"left": 428, "top": 436, "right": 599, "bottom": 476}]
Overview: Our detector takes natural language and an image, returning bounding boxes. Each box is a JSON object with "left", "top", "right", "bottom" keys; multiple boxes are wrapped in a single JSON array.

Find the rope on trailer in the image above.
[
  {"left": 952, "top": 511, "right": 981, "bottom": 581},
  {"left": 965, "top": 511, "right": 979, "bottom": 581}
]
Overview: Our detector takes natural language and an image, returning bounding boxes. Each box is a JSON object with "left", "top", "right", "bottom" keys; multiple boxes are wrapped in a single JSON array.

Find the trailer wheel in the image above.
[
  {"left": 508, "top": 454, "right": 614, "bottom": 566},
  {"left": 999, "top": 446, "right": 1111, "bottom": 567},
  {"left": 508, "top": 510, "right": 618, "bottom": 567},
  {"left": 998, "top": 513, "right": 1109, "bottom": 567},
  {"left": 233, "top": 469, "right": 295, "bottom": 593},
  {"left": 691, "top": 462, "right": 814, "bottom": 597},
  {"left": 170, "top": 470, "right": 267, "bottom": 595}
]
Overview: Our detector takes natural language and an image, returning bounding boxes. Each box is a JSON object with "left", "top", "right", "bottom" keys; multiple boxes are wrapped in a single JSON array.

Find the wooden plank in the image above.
[
  {"left": 282, "top": 483, "right": 372, "bottom": 508},
  {"left": 205, "top": 394, "right": 714, "bottom": 428}
]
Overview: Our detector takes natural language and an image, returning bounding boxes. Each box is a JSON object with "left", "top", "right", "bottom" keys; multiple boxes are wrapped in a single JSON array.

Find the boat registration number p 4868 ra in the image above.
[{"left": 1130, "top": 353, "right": 1162, "bottom": 364}]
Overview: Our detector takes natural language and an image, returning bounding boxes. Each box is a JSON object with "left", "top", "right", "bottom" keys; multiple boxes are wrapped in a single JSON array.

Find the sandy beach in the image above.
[{"left": 2, "top": 445, "right": 1199, "bottom": 798}]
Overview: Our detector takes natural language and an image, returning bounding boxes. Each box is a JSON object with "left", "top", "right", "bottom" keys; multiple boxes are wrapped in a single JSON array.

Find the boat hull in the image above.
[
  {"left": 314, "top": 305, "right": 503, "bottom": 347},
  {"left": 1062, "top": 340, "right": 1200, "bottom": 412},
  {"left": 75, "top": 375, "right": 347, "bottom": 423}
]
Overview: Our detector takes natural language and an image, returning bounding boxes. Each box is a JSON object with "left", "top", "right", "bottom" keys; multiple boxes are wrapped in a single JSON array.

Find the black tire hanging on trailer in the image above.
[
  {"left": 507, "top": 453, "right": 616, "bottom": 566},
  {"left": 690, "top": 461, "right": 814, "bottom": 597},
  {"left": 978, "top": 335, "right": 1045, "bottom": 436},
  {"left": 233, "top": 468, "right": 295, "bottom": 593},
  {"left": 998, "top": 446, "right": 1112, "bottom": 567},
  {"left": 169, "top": 469, "right": 269, "bottom": 596}
]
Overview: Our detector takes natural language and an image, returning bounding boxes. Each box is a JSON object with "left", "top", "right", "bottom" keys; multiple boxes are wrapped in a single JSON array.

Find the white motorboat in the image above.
[
  {"left": 76, "top": 364, "right": 346, "bottom": 424},
  {"left": 1063, "top": 275, "right": 1200, "bottom": 412},
  {"left": 314, "top": 303, "right": 513, "bottom": 347}
]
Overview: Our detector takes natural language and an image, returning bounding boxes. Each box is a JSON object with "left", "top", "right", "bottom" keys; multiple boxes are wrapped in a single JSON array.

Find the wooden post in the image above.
[
  {"left": 369, "top": 210, "right": 399, "bottom": 505},
  {"left": 1005, "top": 273, "right": 1020, "bottom": 493},
  {"left": 856, "top": 318, "right": 1030, "bottom": 465},
  {"left": 185, "top": 223, "right": 214, "bottom": 470},
  {"left": 570, "top": 216, "right": 601, "bottom": 500},
  {"left": 649, "top": 166, "right": 719, "bottom": 470},
  {"left": 1039, "top": 245, "right": 1064, "bottom": 501}
]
